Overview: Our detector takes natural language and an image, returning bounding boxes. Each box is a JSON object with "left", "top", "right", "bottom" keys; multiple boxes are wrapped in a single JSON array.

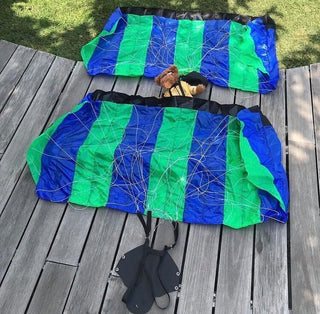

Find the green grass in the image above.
[{"left": 1, "top": 0, "right": 320, "bottom": 68}]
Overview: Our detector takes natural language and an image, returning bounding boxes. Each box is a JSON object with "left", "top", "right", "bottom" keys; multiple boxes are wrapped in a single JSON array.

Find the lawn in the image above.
[{"left": 1, "top": 0, "right": 320, "bottom": 68}]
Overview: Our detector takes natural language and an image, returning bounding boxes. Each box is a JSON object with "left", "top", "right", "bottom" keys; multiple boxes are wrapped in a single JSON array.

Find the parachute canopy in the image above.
[
  {"left": 81, "top": 7, "right": 279, "bottom": 94},
  {"left": 27, "top": 91, "right": 288, "bottom": 229}
]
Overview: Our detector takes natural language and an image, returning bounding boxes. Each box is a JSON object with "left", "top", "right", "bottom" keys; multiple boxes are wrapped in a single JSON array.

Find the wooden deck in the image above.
[{"left": 0, "top": 39, "right": 319, "bottom": 314}]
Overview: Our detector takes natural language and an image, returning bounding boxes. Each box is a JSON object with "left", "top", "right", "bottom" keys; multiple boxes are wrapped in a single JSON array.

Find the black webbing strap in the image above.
[
  {"left": 137, "top": 211, "right": 178, "bottom": 249},
  {"left": 164, "top": 221, "right": 179, "bottom": 250},
  {"left": 167, "top": 79, "right": 185, "bottom": 97},
  {"left": 122, "top": 212, "right": 180, "bottom": 312},
  {"left": 177, "top": 79, "right": 185, "bottom": 97},
  {"left": 137, "top": 211, "right": 152, "bottom": 238}
]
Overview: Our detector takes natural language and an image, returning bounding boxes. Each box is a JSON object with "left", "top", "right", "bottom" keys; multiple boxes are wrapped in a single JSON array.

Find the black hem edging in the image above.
[
  {"left": 120, "top": 7, "right": 275, "bottom": 29},
  {"left": 91, "top": 90, "right": 271, "bottom": 126}
]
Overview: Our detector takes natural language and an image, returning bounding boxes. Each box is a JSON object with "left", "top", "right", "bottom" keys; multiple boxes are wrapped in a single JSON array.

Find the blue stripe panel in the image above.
[
  {"left": 143, "top": 16, "right": 179, "bottom": 77},
  {"left": 200, "top": 20, "right": 231, "bottom": 88},
  {"left": 107, "top": 105, "right": 164, "bottom": 213},
  {"left": 183, "top": 111, "right": 229, "bottom": 224},
  {"left": 248, "top": 18, "right": 279, "bottom": 93},
  {"left": 88, "top": 14, "right": 128, "bottom": 75},
  {"left": 237, "top": 110, "right": 289, "bottom": 220},
  {"left": 103, "top": 7, "right": 123, "bottom": 32},
  {"left": 36, "top": 100, "right": 102, "bottom": 202},
  {"left": 258, "top": 189, "right": 288, "bottom": 223}
]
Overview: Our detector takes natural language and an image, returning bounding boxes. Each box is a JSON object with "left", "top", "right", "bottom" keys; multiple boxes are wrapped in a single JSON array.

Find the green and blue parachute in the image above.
[
  {"left": 81, "top": 7, "right": 279, "bottom": 93},
  {"left": 27, "top": 91, "right": 288, "bottom": 229}
]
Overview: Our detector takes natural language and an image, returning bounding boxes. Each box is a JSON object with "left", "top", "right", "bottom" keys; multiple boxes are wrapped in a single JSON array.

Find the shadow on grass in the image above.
[
  {"left": 282, "top": 30, "right": 320, "bottom": 68},
  {"left": 0, "top": 0, "right": 232, "bottom": 60},
  {"left": 2, "top": 0, "right": 317, "bottom": 68},
  {"left": 0, "top": 0, "right": 95, "bottom": 60}
]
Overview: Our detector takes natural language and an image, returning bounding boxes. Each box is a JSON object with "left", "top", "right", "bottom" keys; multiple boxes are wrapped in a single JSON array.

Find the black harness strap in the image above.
[
  {"left": 177, "top": 79, "right": 185, "bottom": 97},
  {"left": 121, "top": 211, "right": 180, "bottom": 312},
  {"left": 168, "top": 77, "right": 185, "bottom": 97},
  {"left": 164, "top": 221, "right": 179, "bottom": 250},
  {"left": 137, "top": 211, "right": 151, "bottom": 238}
]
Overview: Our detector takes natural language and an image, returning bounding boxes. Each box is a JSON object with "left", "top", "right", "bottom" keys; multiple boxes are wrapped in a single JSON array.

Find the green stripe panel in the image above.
[
  {"left": 174, "top": 20, "right": 205, "bottom": 74},
  {"left": 146, "top": 107, "right": 197, "bottom": 221},
  {"left": 69, "top": 101, "right": 133, "bottom": 206},
  {"left": 26, "top": 101, "right": 88, "bottom": 185},
  {"left": 228, "top": 22, "right": 267, "bottom": 92},
  {"left": 115, "top": 14, "right": 153, "bottom": 76},
  {"left": 238, "top": 122, "right": 286, "bottom": 212},
  {"left": 223, "top": 117, "right": 261, "bottom": 228}
]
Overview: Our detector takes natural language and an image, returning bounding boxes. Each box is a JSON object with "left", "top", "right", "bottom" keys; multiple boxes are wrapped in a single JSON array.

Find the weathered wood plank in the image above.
[
  {"left": 47, "top": 64, "right": 115, "bottom": 267},
  {"left": 101, "top": 76, "right": 159, "bottom": 313},
  {"left": 47, "top": 204, "right": 96, "bottom": 266},
  {"left": 235, "top": 89, "right": 260, "bottom": 109},
  {"left": 63, "top": 208, "right": 127, "bottom": 314},
  {"left": 0, "top": 56, "right": 74, "bottom": 215},
  {"left": 149, "top": 222, "right": 188, "bottom": 314},
  {"left": 112, "top": 76, "right": 140, "bottom": 94},
  {"left": 26, "top": 262, "right": 77, "bottom": 314},
  {"left": 0, "top": 60, "right": 90, "bottom": 283},
  {"left": 253, "top": 70, "right": 289, "bottom": 314},
  {"left": 287, "top": 66, "right": 320, "bottom": 313},
  {"left": 215, "top": 227, "right": 254, "bottom": 314},
  {"left": 0, "top": 166, "right": 39, "bottom": 283},
  {"left": 0, "top": 57, "right": 89, "bottom": 314},
  {"left": 287, "top": 66, "right": 314, "bottom": 144},
  {"left": 149, "top": 82, "right": 213, "bottom": 314},
  {"left": 0, "top": 200, "right": 67, "bottom": 313},
  {"left": 87, "top": 73, "right": 116, "bottom": 93},
  {"left": 0, "top": 51, "right": 55, "bottom": 154},
  {"left": 137, "top": 76, "right": 162, "bottom": 97},
  {"left": 260, "top": 70, "right": 287, "bottom": 154},
  {"left": 214, "top": 89, "right": 259, "bottom": 314},
  {"left": 210, "top": 85, "right": 235, "bottom": 104},
  {"left": 101, "top": 214, "right": 156, "bottom": 314},
  {"left": 45, "top": 61, "right": 91, "bottom": 125},
  {"left": 65, "top": 76, "right": 139, "bottom": 314},
  {"left": 311, "top": 63, "right": 320, "bottom": 187},
  {"left": 288, "top": 141, "right": 320, "bottom": 313},
  {"left": 177, "top": 225, "right": 220, "bottom": 314},
  {"left": 0, "top": 45, "right": 35, "bottom": 111},
  {"left": 176, "top": 84, "right": 234, "bottom": 314},
  {"left": 0, "top": 40, "right": 17, "bottom": 73}
]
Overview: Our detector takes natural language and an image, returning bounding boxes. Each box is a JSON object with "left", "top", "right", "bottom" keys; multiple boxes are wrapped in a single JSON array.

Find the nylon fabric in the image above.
[
  {"left": 81, "top": 7, "right": 280, "bottom": 94},
  {"left": 82, "top": 8, "right": 127, "bottom": 75},
  {"left": 183, "top": 111, "right": 229, "bottom": 224},
  {"left": 26, "top": 91, "right": 289, "bottom": 229},
  {"left": 115, "top": 14, "right": 153, "bottom": 76},
  {"left": 35, "top": 101, "right": 102, "bottom": 202},
  {"left": 223, "top": 116, "right": 262, "bottom": 228},
  {"left": 107, "top": 105, "right": 164, "bottom": 213},
  {"left": 144, "top": 16, "right": 178, "bottom": 76},
  {"left": 69, "top": 101, "right": 133, "bottom": 206},
  {"left": 174, "top": 19, "right": 205, "bottom": 74},
  {"left": 228, "top": 21, "right": 267, "bottom": 92},
  {"left": 26, "top": 100, "right": 88, "bottom": 185},
  {"left": 237, "top": 110, "right": 287, "bottom": 216},
  {"left": 146, "top": 107, "right": 197, "bottom": 221},
  {"left": 200, "top": 20, "right": 230, "bottom": 87},
  {"left": 248, "top": 18, "right": 279, "bottom": 93}
]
